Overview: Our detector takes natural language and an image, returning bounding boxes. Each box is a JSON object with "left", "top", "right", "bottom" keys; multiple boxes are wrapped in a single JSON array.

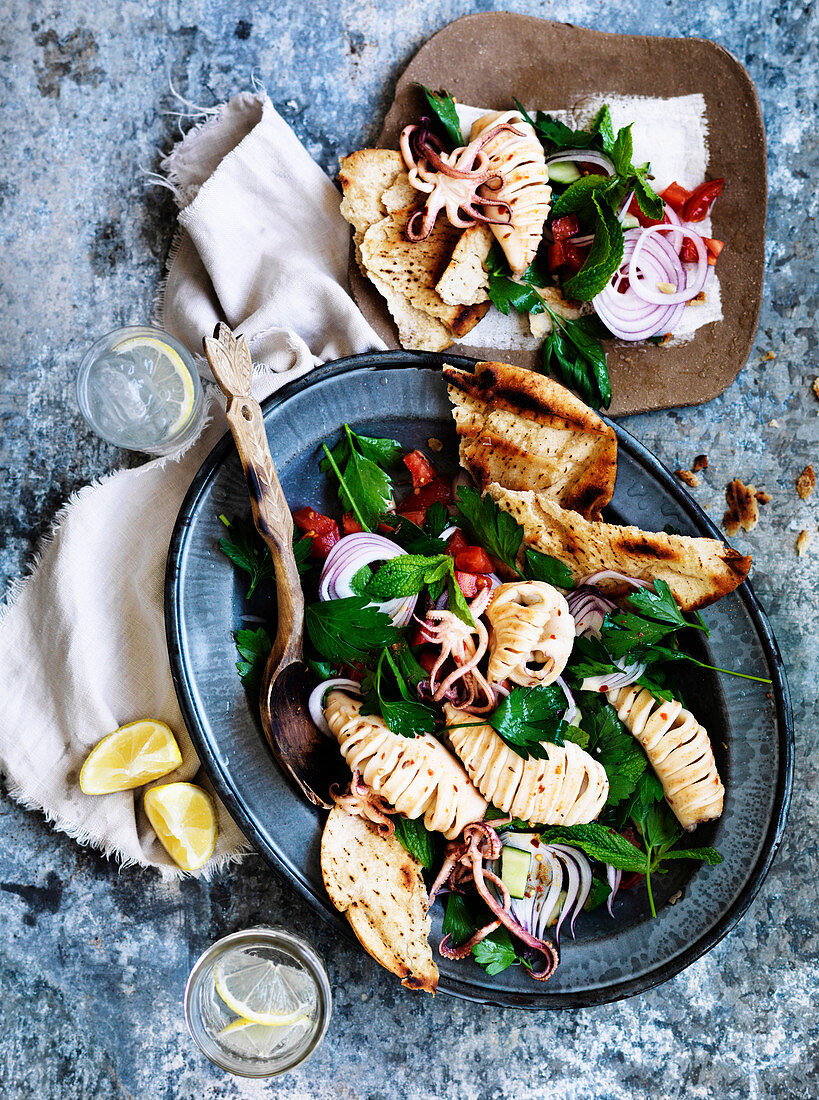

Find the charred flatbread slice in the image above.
[
  {"left": 436, "top": 223, "right": 493, "bottom": 306},
  {"left": 320, "top": 806, "right": 438, "bottom": 994},
  {"left": 487, "top": 484, "right": 752, "bottom": 610},
  {"left": 444, "top": 361, "right": 618, "bottom": 519}
]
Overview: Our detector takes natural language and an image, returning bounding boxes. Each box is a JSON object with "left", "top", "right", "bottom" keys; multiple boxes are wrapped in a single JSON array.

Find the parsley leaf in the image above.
[
  {"left": 447, "top": 569, "right": 476, "bottom": 629},
  {"left": 581, "top": 697, "right": 647, "bottom": 805},
  {"left": 442, "top": 893, "right": 476, "bottom": 947},
  {"left": 390, "top": 640, "right": 429, "bottom": 689},
  {"left": 472, "top": 927, "right": 531, "bottom": 976},
  {"left": 424, "top": 501, "right": 448, "bottom": 537},
  {"left": 305, "top": 597, "right": 399, "bottom": 664},
  {"left": 320, "top": 426, "right": 399, "bottom": 531},
  {"left": 612, "top": 769, "right": 664, "bottom": 831},
  {"left": 523, "top": 547, "right": 575, "bottom": 589},
  {"left": 487, "top": 684, "right": 569, "bottom": 759},
  {"left": 419, "top": 84, "right": 463, "bottom": 147},
  {"left": 376, "top": 513, "right": 447, "bottom": 556},
  {"left": 484, "top": 241, "right": 547, "bottom": 315},
  {"left": 393, "top": 816, "right": 437, "bottom": 870},
  {"left": 307, "top": 658, "right": 337, "bottom": 681},
  {"left": 541, "top": 309, "right": 611, "bottom": 410},
  {"left": 539, "top": 823, "right": 647, "bottom": 873},
  {"left": 625, "top": 580, "right": 705, "bottom": 631},
  {"left": 360, "top": 646, "right": 437, "bottom": 738},
  {"left": 455, "top": 485, "right": 523, "bottom": 575},
  {"left": 599, "top": 609, "right": 679, "bottom": 659},
  {"left": 319, "top": 428, "right": 403, "bottom": 474},
  {"left": 233, "top": 627, "right": 271, "bottom": 689},
  {"left": 218, "top": 514, "right": 275, "bottom": 598},
  {"left": 293, "top": 533, "right": 313, "bottom": 576}
]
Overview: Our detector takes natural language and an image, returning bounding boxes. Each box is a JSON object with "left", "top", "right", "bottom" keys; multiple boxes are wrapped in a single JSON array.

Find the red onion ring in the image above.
[
  {"left": 545, "top": 148, "right": 616, "bottom": 176},
  {"left": 606, "top": 864, "right": 623, "bottom": 917},
  {"left": 319, "top": 533, "right": 417, "bottom": 627},
  {"left": 628, "top": 224, "right": 708, "bottom": 306},
  {"left": 579, "top": 570, "right": 653, "bottom": 590},
  {"left": 593, "top": 230, "right": 686, "bottom": 341},
  {"left": 307, "top": 678, "right": 361, "bottom": 735}
]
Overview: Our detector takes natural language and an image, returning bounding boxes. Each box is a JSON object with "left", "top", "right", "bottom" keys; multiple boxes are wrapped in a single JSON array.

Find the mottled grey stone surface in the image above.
[{"left": 1, "top": 0, "right": 817, "bottom": 1097}]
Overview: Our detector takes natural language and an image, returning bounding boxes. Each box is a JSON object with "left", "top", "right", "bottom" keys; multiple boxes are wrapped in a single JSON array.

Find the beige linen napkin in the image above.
[{"left": 0, "top": 92, "right": 382, "bottom": 877}]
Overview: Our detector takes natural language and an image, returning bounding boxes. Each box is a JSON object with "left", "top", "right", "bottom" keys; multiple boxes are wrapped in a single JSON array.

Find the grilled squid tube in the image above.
[
  {"left": 469, "top": 110, "right": 551, "bottom": 277},
  {"left": 324, "top": 691, "right": 488, "bottom": 839},
  {"left": 486, "top": 581, "right": 575, "bottom": 687},
  {"left": 606, "top": 686, "right": 724, "bottom": 831},
  {"left": 445, "top": 703, "right": 608, "bottom": 826}
]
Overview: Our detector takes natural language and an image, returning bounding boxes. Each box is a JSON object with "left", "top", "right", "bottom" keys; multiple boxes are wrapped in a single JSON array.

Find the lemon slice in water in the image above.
[
  {"left": 217, "top": 1015, "right": 311, "bottom": 1059},
  {"left": 214, "top": 952, "right": 312, "bottom": 1027},
  {"left": 79, "top": 720, "right": 183, "bottom": 795},
  {"left": 143, "top": 782, "right": 217, "bottom": 871},
  {"left": 112, "top": 334, "right": 195, "bottom": 436}
]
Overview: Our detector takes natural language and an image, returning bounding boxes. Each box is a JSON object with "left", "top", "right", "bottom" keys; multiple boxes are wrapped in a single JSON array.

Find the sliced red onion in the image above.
[
  {"left": 628, "top": 223, "right": 708, "bottom": 306},
  {"left": 319, "top": 533, "right": 417, "bottom": 627},
  {"left": 545, "top": 149, "right": 615, "bottom": 176},
  {"left": 307, "top": 678, "right": 361, "bottom": 735},
  {"left": 617, "top": 191, "right": 635, "bottom": 223},
  {"left": 593, "top": 229, "right": 686, "bottom": 341},
  {"left": 606, "top": 864, "right": 623, "bottom": 917},
  {"left": 556, "top": 676, "right": 579, "bottom": 725},
  {"left": 579, "top": 570, "right": 653, "bottom": 590},
  {"left": 550, "top": 843, "right": 593, "bottom": 939},
  {"left": 566, "top": 585, "right": 617, "bottom": 637},
  {"left": 580, "top": 659, "right": 647, "bottom": 693}
]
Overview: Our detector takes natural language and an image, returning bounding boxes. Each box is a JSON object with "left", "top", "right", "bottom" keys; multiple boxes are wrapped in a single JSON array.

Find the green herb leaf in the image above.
[
  {"left": 488, "top": 685, "right": 568, "bottom": 759},
  {"left": 455, "top": 485, "right": 523, "bottom": 575},
  {"left": 293, "top": 533, "right": 313, "bottom": 576},
  {"left": 360, "top": 646, "right": 438, "bottom": 738},
  {"left": 610, "top": 124, "right": 634, "bottom": 176},
  {"left": 584, "top": 875, "right": 613, "bottom": 911},
  {"left": 599, "top": 610, "right": 679, "bottom": 659},
  {"left": 305, "top": 597, "right": 399, "bottom": 664},
  {"left": 485, "top": 805, "right": 531, "bottom": 830},
  {"left": 447, "top": 570, "right": 476, "bottom": 629},
  {"left": 339, "top": 432, "right": 395, "bottom": 531},
  {"left": 472, "top": 927, "right": 528, "bottom": 976},
  {"left": 550, "top": 174, "right": 611, "bottom": 218},
  {"left": 541, "top": 310, "right": 611, "bottom": 410},
  {"left": 218, "top": 515, "right": 275, "bottom": 598},
  {"left": 661, "top": 846, "right": 723, "bottom": 866},
  {"left": 233, "top": 627, "right": 271, "bottom": 689},
  {"left": 376, "top": 513, "right": 447, "bottom": 556},
  {"left": 389, "top": 640, "right": 428, "bottom": 689},
  {"left": 633, "top": 173, "right": 664, "bottom": 221},
  {"left": 442, "top": 893, "right": 476, "bottom": 947},
  {"left": 531, "top": 111, "right": 597, "bottom": 151},
  {"left": 307, "top": 659, "right": 337, "bottom": 681},
  {"left": 614, "top": 769, "right": 665, "bottom": 832},
  {"left": 424, "top": 501, "right": 448, "bottom": 538},
  {"left": 319, "top": 428, "right": 403, "bottom": 474},
  {"left": 625, "top": 580, "right": 698, "bottom": 630},
  {"left": 539, "top": 823, "right": 647, "bottom": 873},
  {"left": 393, "top": 816, "right": 437, "bottom": 870},
  {"left": 419, "top": 84, "right": 463, "bottom": 147},
  {"left": 561, "top": 195, "right": 625, "bottom": 302},
  {"left": 591, "top": 104, "right": 616, "bottom": 151},
  {"left": 523, "top": 547, "right": 575, "bottom": 589},
  {"left": 582, "top": 698, "right": 647, "bottom": 805},
  {"left": 485, "top": 242, "right": 547, "bottom": 315},
  {"left": 562, "top": 723, "right": 590, "bottom": 749},
  {"left": 363, "top": 553, "right": 449, "bottom": 600}
]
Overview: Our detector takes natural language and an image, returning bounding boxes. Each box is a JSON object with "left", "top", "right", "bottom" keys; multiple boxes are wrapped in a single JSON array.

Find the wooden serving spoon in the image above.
[{"left": 203, "top": 323, "right": 343, "bottom": 808}]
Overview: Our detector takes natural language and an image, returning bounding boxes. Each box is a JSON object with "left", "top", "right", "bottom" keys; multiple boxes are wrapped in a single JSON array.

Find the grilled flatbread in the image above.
[
  {"left": 436, "top": 223, "right": 493, "bottom": 306},
  {"left": 487, "top": 484, "right": 752, "bottom": 610},
  {"left": 320, "top": 806, "right": 438, "bottom": 994},
  {"left": 444, "top": 361, "right": 618, "bottom": 519}
]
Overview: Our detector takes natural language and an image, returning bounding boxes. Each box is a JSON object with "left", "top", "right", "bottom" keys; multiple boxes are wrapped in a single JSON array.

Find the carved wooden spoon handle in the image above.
[{"left": 203, "top": 323, "right": 304, "bottom": 665}]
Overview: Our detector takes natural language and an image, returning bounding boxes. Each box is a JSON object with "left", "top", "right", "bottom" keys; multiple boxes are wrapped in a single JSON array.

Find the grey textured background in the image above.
[{"left": 1, "top": 0, "right": 816, "bottom": 1097}]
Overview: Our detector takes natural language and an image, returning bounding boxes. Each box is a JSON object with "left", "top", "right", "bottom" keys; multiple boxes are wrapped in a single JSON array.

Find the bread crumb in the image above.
[
  {"left": 796, "top": 464, "right": 815, "bottom": 500},
  {"left": 796, "top": 529, "right": 811, "bottom": 556},
  {"left": 675, "top": 469, "right": 700, "bottom": 488},
  {"left": 723, "top": 478, "right": 760, "bottom": 535},
  {"left": 760, "top": 351, "right": 776, "bottom": 362},
  {"left": 427, "top": 437, "right": 443, "bottom": 453},
  {"left": 668, "top": 891, "right": 683, "bottom": 905},
  {"left": 813, "top": 378, "right": 819, "bottom": 401},
  {"left": 692, "top": 454, "right": 708, "bottom": 472},
  {"left": 755, "top": 489, "right": 772, "bottom": 504},
  {"left": 657, "top": 333, "right": 673, "bottom": 346},
  {"left": 769, "top": 419, "right": 780, "bottom": 428}
]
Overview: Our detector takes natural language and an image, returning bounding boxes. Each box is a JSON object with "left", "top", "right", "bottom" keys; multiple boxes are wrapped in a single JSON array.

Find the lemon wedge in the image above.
[
  {"left": 79, "top": 720, "right": 183, "bottom": 795},
  {"left": 112, "top": 334, "right": 196, "bottom": 436},
  {"left": 143, "top": 782, "right": 217, "bottom": 871},
  {"left": 214, "top": 952, "right": 311, "bottom": 1027}
]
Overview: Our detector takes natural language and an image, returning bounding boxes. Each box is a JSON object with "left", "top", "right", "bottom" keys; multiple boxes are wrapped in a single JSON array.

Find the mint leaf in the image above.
[
  {"left": 584, "top": 875, "right": 612, "bottom": 911},
  {"left": 561, "top": 195, "right": 625, "bottom": 302},
  {"left": 542, "top": 310, "right": 611, "bottom": 410},
  {"left": 523, "top": 547, "right": 575, "bottom": 589},
  {"left": 550, "top": 174, "right": 611, "bottom": 218},
  {"left": 633, "top": 173, "right": 663, "bottom": 221},
  {"left": 455, "top": 485, "right": 523, "bottom": 575},
  {"left": 447, "top": 570, "right": 476, "bottom": 629},
  {"left": 393, "top": 816, "right": 437, "bottom": 870},
  {"left": 443, "top": 893, "right": 476, "bottom": 947},
  {"left": 306, "top": 597, "right": 399, "bottom": 664},
  {"left": 376, "top": 513, "right": 447, "bottom": 556},
  {"left": 539, "top": 823, "right": 647, "bottom": 872},
  {"left": 562, "top": 723, "right": 590, "bottom": 749},
  {"left": 661, "top": 846, "right": 723, "bottom": 866},
  {"left": 591, "top": 105, "right": 616, "bottom": 151},
  {"left": 218, "top": 514, "right": 274, "bottom": 598},
  {"left": 363, "top": 553, "right": 449, "bottom": 600},
  {"left": 419, "top": 84, "right": 463, "bottom": 147},
  {"left": 610, "top": 124, "right": 634, "bottom": 176},
  {"left": 233, "top": 627, "right": 271, "bottom": 689}
]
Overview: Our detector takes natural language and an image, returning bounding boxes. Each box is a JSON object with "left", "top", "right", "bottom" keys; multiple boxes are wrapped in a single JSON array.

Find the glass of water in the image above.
[
  {"left": 76, "top": 325, "right": 204, "bottom": 455},
  {"left": 184, "top": 928, "right": 332, "bottom": 1078}
]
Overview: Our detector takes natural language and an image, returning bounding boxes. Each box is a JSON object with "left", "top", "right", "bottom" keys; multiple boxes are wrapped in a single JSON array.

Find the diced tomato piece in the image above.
[
  {"left": 679, "top": 237, "right": 699, "bottom": 264},
  {"left": 417, "top": 649, "right": 438, "bottom": 674},
  {"left": 619, "top": 871, "right": 645, "bottom": 891},
  {"left": 580, "top": 162, "right": 602, "bottom": 176},
  {"left": 551, "top": 214, "right": 580, "bottom": 241},
  {"left": 403, "top": 449, "right": 437, "bottom": 489},
  {"left": 398, "top": 475, "right": 453, "bottom": 514},
  {"left": 547, "top": 240, "right": 566, "bottom": 272},
  {"left": 340, "top": 662, "right": 366, "bottom": 683},
  {"left": 682, "top": 178, "right": 724, "bottom": 223},
  {"left": 397, "top": 510, "right": 428, "bottom": 528},
  {"left": 660, "top": 181, "right": 692, "bottom": 217},
  {"left": 341, "top": 512, "right": 362, "bottom": 535},
  {"left": 445, "top": 529, "right": 470, "bottom": 557},
  {"left": 627, "top": 195, "right": 666, "bottom": 228},
  {"left": 454, "top": 571, "right": 478, "bottom": 598},
  {"left": 703, "top": 236, "right": 725, "bottom": 266},
  {"left": 455, "top": 546, "right": 493, "bottom": 574},
  {"left": 473, "top": 574, "right": 494, "bottom": 593},
  {"left": 562, "top": 242, "right": 587, "bottom": 277},
  {"left": 292, "top": 507, "right": 340, "bottom": 559}
]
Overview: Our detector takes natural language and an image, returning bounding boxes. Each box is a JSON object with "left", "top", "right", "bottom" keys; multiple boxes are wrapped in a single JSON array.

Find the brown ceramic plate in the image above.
[{"left": 349, "top": 13, "right": 767, "bottom": 416}]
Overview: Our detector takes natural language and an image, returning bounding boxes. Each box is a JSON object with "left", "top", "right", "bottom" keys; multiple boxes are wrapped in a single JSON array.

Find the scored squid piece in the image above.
[
  {"left": 486, "top": 581, "right": 575, "bottom": 687},
  {"left": 606, "top": 686, "right": 724, "bottom": 830},
  {"left": 445, "top": 703, "right": 608, "bottom": 826},
  {"left": 324, "top": 691, "right": 488, "bottom": 839},
  {"left": 469, "top": 110, "right": 552, "bottom": 277}
]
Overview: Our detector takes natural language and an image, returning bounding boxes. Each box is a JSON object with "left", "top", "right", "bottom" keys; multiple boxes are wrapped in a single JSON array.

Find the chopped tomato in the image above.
[
  {"left": 395, "top": 510, "right": 427, "bottom": 528},
  {"left": 445, "top": 529, "right": 470, "bottom": 557},
  {"left": 551, "top": 214, "right": 580, "bottom": 241},
  {"left": 292, "top": 507, "right": 340, "bottom": 558},
  {"left": 703, "top": 236, "right": 724, "bottom": 265},
  {"left": 455, "top": 546, "right": 493, "bottom": 574},
  {"left": 562, "top": 241, "right": 587, "bottom": 276},
  {"left": 340, "top": 662, "right": 366, "bottom": 683},
  {"left": 403, "top": 449, "right": 437, "bottom": 489},
  {"left": 417, "top": 649, "right": 438, "bottom": 674},
  {"left": 627, "top": 195, "right": 666, "bottom": 228},
  {"left": 682, "top": 179, "right": 724, "bottom": 223},
  {"left": 473, "top": 574, "right": 494, "bottom": 593},
  {"left": 547, "top": 240, "right": 566, "bottom": 272},
  {"left": 454, "top": 571, "right": 478, "bottom": 598},
  {"left": 619, "top": 871, "right": 645, "bottom": 891},
  {"left": 679, "top": 237, "right": 698, "bottom": 264},
  {"left": 659, "top": 181, "right": 691, "bottom": 217},
  {"left": 398, "top": 475, "right": 453, "bottom": 515},
  {"left": 408, "top": 623, "right": 434, "bottom": 647},
  {"left": 341, "top": 512, "right": 362, "bottom": 535}
]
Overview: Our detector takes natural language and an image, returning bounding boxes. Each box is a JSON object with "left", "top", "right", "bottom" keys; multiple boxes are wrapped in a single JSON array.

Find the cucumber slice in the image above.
[
  {"left": 548, "top": 161, "right": 582, "bottom": 184},
  {"left": 621, "top": 212, "right": 641, "bottom": 229},
  {"left": 501, "top": 846, "right": 532, "bottom": 899}
]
